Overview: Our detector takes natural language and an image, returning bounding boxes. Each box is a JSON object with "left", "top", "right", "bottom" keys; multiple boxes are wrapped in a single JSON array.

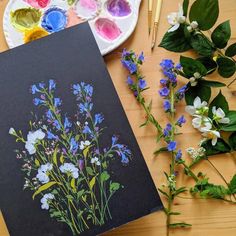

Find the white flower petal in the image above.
[
  {"left": 193, "top": 97, "right": 201, "bottom": 108},
  {"left": 168, "top": 23, "right": 180, "bottom": 32},
  {"left": 167, "top": 12, "right": 178, "bottom": 25},
  {"left": 212, "top": 137, "right": 218, "bottom": 146},
  {"left": 216, "top": 108, "right": 225, "bottom": 118},
  {"left": 220, "top": 117, "right": 230, "bottom": 124},
  {"left": 185, "top": 106, "right": 196, "bottom": 115}
]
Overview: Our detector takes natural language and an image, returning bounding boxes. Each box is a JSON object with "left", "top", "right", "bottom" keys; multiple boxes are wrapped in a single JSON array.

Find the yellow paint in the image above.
[{"left": 24, "top": 27, "right": 48, "bottom": 43}]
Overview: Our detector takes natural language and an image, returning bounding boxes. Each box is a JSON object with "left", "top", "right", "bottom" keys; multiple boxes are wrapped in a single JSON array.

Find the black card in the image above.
[{"left": 0, "top": 22, "right": 163, "bottom": 236}]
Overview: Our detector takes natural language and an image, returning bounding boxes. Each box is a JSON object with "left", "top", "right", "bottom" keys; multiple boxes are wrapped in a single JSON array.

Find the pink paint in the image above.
[
  {"left": 80, "top": 0, "right": 98, "bottom": 11},
  {"left": 95, "top": 18, "right": 121, "bottom": 41},
  {"left": 66, "top": 8, "right": 85, "bottom": 28},
  {"left": 24, "top": 0, "right": 50, "bottom": 8}
]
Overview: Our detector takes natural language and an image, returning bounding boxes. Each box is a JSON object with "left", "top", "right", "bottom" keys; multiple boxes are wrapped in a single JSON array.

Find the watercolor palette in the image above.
[{"left": 3, "top": 0, "right": 141, "bottom": 55}]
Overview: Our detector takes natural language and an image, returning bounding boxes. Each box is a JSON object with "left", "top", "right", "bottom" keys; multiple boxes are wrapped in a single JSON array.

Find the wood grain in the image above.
[{"left": 0, "top": 0, "right": 236, "bottom": 235}]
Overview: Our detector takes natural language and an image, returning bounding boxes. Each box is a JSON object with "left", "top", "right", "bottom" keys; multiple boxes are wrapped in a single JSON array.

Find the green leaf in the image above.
[
  {"left": 217, "top": 57, "right": 236, "bottom": 78},
  {"left": 52, "top": 147, "right": 58, "bottom": 166},
  {"left": 169, "top": 222, "right": 192, "bottom": 228},
  {"left": 174, "top": 187, "right": 187, "bottom": 196},
  {"left": 185, "top": 84, "right": 211, "bottom": 105},
  {"left": 201, "top": 139, "right": 231, "bottom": 156},
  {"left": 196, "top": 56, "right": 217, "bottom": 74},
  {"left": 159, "top": 25, "right": 192, "bottom": 52},
  {"left": 221, "top": 111, "right": 236, "bottom": 132},
  {"left": 189, "top": 0, "right": 219, "bottom": 31},
  {"left": 33, "top": 181, "right": 59, "bottom": 200},
  {"left": 228, "top": 174, "right": 236, "bottom": 194},
  {"left": 154, "top": 147, "right": 168, "bottom": 156},
  {"left": 225, "top": 43, "right": 236, "bottom": 57},
  {"left": 71, "top": 178, "right": 76, "bottom": 192},
  {"left": 59, "top": 155, "right": 64, "bottom": 164},
  {"left": 209, "top": 91, "right": 229, "bottom": 118},
  {"left": 180, "top": 56, "right": 207, "bottom": 77},
  {"left": 110, "top": 182, "right": 120, "bottom": 193},
  {"left": 158, "top": 188, "right": 169, "bottom": 199},
  {"left": 211, "top": 20, "right": 231, "bottom": 49},
  {"left": 89, "top": 176, "right": 96, "bottom": 189},
  {"left": 83, "top": 146, "right": 90, "bottom": 158},
  {"left": 169, "top": 212, "right": 181, "bottom": 216},
  {"left": 183, "top": 0, "right": 189, "bottom": 16},
  {"left": 34, "top": 159, "right": 40, "bottom": 167},
  {"left": 229, "top": 132, "right": 236, "bottom": 150},
  {"left": 200, "top": 80, "right": 225, "bottom": 87},
  {"left": 190, "top": 34, "right": 215, "bottom": 56},
  {"left": 86, "top": 167, "right": 94, "bottom": 176},
  {"left": 100, "top": 171, "right": 110, "bottom": 182}
]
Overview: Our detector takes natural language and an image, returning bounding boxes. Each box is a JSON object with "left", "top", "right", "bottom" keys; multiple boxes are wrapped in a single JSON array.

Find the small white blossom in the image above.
[
  {"left": 41, "top": 193, "right": 54, "bottom": 210},
  {"left": 167, "top": 4, "right": 186, "bottom": 32},
  {"left": 187, "top": 25, "right": 193, "bottom": 32},
  {"left": 212, "top": 106, "right": 230, "bottom": 124},
  {"left": 185, "top": 97, "right": 208, "bottom": 116},
  {"left": 59, "top": 163, "right": 79, "bottom": 179},
  {"left": 91, "top": 157, "right": 101, "bottom": 166},
  {"left": 9, "top": 127, "right": 16, "bottom": 135},
  {"left": 36, "top": 163, "right": 53, "bottom": 184},
  {"left": 79, "top": 140, "right": 91, "bottom": 150},
  {"left": 189, "top": 77, "right": 198, "bottom": 86},
  {"left": 190, "top": 21, "right": 198, "bottom": 29},
  {"left": 201, "top": 127, "right": 221, "bottom": 146}
]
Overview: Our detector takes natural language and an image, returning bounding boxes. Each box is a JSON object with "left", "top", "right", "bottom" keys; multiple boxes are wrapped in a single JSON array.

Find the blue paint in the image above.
[{"left": 41, "top": 7, "right": 67, "bottom": 33}]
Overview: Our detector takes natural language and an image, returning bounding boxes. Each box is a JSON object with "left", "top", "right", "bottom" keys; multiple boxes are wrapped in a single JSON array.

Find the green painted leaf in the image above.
[
  {"left": 196, "top": 57, "right": 217, "bottom": 74},
  {"left": 225, "top": 43, "right": 236, "bottom": 57},
  {"left": 159, "top": 25, "right": 192, "bottom": 52},
  {"left": 100, "top": 171, "right": 110, "bottom": 182},
  {"left": 185, "top": 84, "right": 211, "bottom": 105},
  {"left": 201, "top": 139, "right": 231, "bottom": 156},
  {"left": 89, "top": 177, "right": 96, "bottom": 189},
  {"left": 59, "top": 155, "right": 64, "bottom": 164},
  {"left": 52, "top": 147, "right": 58, "bottom": 166},
  {"left": 209, "top": 91, "right": 229, "bottom": 118},
  {"left": 110, "top": 182, "right": 120, "bottom": 193},
  {"left": 83, "top": 146, "right": 90, "bottom": 158},
  {"left": 34, "top": 159, "right": 40, "bottom": 167},
  {"left": 86, "top": 167, "right": 94, "bottom": 176},
  {"left": 180, "top": 56, "right": 207, "bottom": 77},
  {"left": 200, "top": 80, "right": 225, "bottom": 87},
  {"left": 189, "top": 0, "right": 219, "bottom": 30},
  {"left": 211, "top": 20, "right": 231, "bottom": 49},
  {"left": 33, "top": 181, "right": 59, "bottom": 200},
  {"left": 221, "top": 111, "right": 236, "bottom": 132},
  {"left": 217, "top": 57, "right": 236, "bottom": 78},
  {"left": 190, "top": 34, "right": 215, "bottom": 56},
  {"left": 71, "top": 178, "right": 76, "bottom": 192},
  {"left": 183, "top": 0, "right": 189, "bottom": 16}
]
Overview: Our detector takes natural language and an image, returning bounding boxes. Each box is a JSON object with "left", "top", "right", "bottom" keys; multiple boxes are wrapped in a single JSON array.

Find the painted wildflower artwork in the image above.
[{"left": 9, "top": 79, "right": 132, "bottom": 235}]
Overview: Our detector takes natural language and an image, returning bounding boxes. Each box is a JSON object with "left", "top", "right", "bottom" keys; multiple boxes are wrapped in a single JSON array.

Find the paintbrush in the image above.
[
  {"left": 151, "top": 0, "right": 162, "bottom": 50},
  {"left": 0, "top": 211, "right": 10, "bottom": 236},
  {"left": 148, "top": 0, "right": 153, "bottom": 35}
]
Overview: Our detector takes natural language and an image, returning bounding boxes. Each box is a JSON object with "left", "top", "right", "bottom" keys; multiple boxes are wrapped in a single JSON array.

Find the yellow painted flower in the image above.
[{"left": 24, "top": 27, "right": 49, "bottom": 43}]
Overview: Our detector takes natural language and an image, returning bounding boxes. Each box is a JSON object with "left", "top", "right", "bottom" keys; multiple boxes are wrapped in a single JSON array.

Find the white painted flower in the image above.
[
  {"left": 25, "top": 129, "right": 45, "bottom": 155},
  {"left": 36, "top": 163, "right": 53, "bottom": 184},
  {"left": 201, "top": 127, "right": 221, "bottom": 146},
  {"left": 167, "top": 4, "right": 186, "bottom": 32},
  {"left": 79, "top": 140, "right": 91, "bottom": 150},
  {"left": 41, "top": 193, "right": 54, "bottom": 210},
  {"left": 212, "top": 106, "right": 230, "bottom": 124},
  {"left": 91, "top": 157, "right": 101, "bottom": 166},
  {"left": 59, "top": 163, "right": 79, "bottom": 179},
  {"left": 9, "top": 127, "right": 16, "bottom": 135},
  {"left": 185, "top": 97, "right": 208, "bottom": 116}
]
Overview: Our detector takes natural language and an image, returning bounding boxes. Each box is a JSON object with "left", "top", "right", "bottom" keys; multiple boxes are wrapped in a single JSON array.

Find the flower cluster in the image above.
[
  {"left": 9, "top": 80, "right": 132, "bottom": 235},
  {"left": 186, "top": 97, "right": 230, "bottom": 146}
]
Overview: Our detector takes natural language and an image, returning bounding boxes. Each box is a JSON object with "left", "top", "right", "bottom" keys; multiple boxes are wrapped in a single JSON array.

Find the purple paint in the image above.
[{"left": 107, "top": 0, "right": 131, "bottom": 17}]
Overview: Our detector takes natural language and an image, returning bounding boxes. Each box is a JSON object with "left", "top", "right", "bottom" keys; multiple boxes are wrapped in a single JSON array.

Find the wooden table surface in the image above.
[{"left": 0, "top": 0, "right": 236, "bottom": 236}]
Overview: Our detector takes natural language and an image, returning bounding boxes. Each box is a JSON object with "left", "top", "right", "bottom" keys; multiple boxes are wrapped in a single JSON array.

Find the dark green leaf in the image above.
[
  {"left": 169, "top": 222, "right": 192, "bottom": 228},
  {"left": 229, "top": 132, "right": 236, "bottom": 150},
  {"left": 221, "top": 111, "right": 236, "bottom": 132},
  {"left": 209, "top": 91, "right": 229, "bottom": 118},
  {"left": 159, "top": 25, "right": 192, "bottom": 52},
  {"left": 211, "top": 21, "right": 231, "bottom": 49},
  {"left": 169, "top": 212, "right": 181, "bottom": 216},
  {"left": 190, "top": 34, "right": 215, "bottom": 56},
  {"left": 200, "top": 80, "right": 225, "bottom": 87},
  {"left": 180, "top": 56, "right": 207, "bottom": 77},
  {"left": 174, "top": 187, "right": 187, "bottom": 196},
  {"left": 201, "top": 139, "right": 231, "bottom": 156},
  {"left": 183, "top": 0, "right": 189, "bottom": 16},
  {"left": 228, "top": 174, "right": 236, "bottom": 194},
  {"left": 225, "top": 43, "right": 236, "bottom": 57},
  {"left": 158, "top": 188, "right": 169, "bottom": 199},
  {"left": 185, "top": 84, "right": 211, "bottom": 105},
  {"left": 154, "top": 147, "right": 168, "bottom": 156},
  {"left": 189, "top": 0, "right": 219, "bottom": 30},
  {"left": 197, "top": 56, "right": 217, "bottom": 74},
  {"left": 217, "top": 57, "right": 236, "bottom": 78}
]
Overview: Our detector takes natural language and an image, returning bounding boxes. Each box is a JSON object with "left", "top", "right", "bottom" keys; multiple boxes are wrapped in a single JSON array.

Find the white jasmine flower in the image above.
[
  {"left": 167, "top": 4, "right": 186, "bottom": 32},
  {"left": 25, "top": 129, "right": 45, "bottom": 155},
  {"left": 91, "top": 157, "right": 101, "bottom": 166},
  {"left": 59, "top": 163, "right": 79, "bottom": 179},
  {"left": 189, "top": 77, "right": 198, "bottom": 86},
  {"left": 41, "top": 193, "right": 54, "bottom": 210},
  {"left": 79, "top": 140, "right": 91, "bottom": 150},
  {"left": 212, "top": 106, "right": 230, "bottom": 124},
  {"left": 190, "top": 21, "right": 198, "bottom": 29},
  {"left": 9, "top": 127, "right": 16, "bottom": 135},
  {"left": 36, "top": 163, "right": 53, "bottom": 184},
  {"left": 185, "top": 97, "right": 208, "bottom": 116},
  {"left": 201, "top": 127, "right": 221, "bottom": 146}
]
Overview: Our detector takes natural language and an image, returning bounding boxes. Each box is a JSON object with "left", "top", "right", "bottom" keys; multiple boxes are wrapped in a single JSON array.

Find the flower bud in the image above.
[
  {"left": 190, "top": 21, "right": 198, "bottom": 29},
  {"left": 194, "top": 72, "right": 201, "bottom": 79},
  {"left": 178, "top": 16, "right": 186, "bottom": 23},
  {"left": 187, "top": 26, "right": 193, "bottom": 32}
]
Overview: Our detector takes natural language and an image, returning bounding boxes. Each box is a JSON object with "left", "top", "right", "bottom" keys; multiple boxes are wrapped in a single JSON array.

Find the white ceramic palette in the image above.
[{"left": 3, "top": 0, "right": 142, "bottom": 55}]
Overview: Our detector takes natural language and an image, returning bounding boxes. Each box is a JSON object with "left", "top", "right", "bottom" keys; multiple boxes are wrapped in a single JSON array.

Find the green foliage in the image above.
[
  {"left": 228, "top": 175, "right": 236, "bottom": 194},
  {"left": 221, "top": 111, "right": 236, "bottom": 132},
  {"left": 169, "top": 222, "right": 192, "bottom": 228},
  {"left": 225, "top": 43, "right": 236, "bottom": 57},
  {"left": 201, "top": 139, "right": 231, "bottom": 156},
  {"left": 216, "top": 57, "right": 236, "bottom": 78},
  {"left": 183, "top": 0, "right": 189, "bottom": 16},
  {"left": 200, "top": 80, "right": 225, "bottom": 87},
  {"left": 196, "top": 57, "right": 217, "bottom": 74},
  {"left": 211, "top": 21, "right": 231, "bottom": 49},
  {"left": 109, "top": 182, "right": 120, "bottom": 193},
  {"left": 229, "top": 132, "right": 236, "bottom": 150}
]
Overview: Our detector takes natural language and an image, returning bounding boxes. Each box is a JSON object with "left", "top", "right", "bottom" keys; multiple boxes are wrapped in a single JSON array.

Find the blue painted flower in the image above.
[
  {"left": 163, "top": 100, "right": 171, "bottom": 112},
  {"left": 53, "top": 120, "right": 61, "bottom": 130},
  {"left": 47, "top": 130, "right": 58, "bottom": 140},
  {"left": 70, "top": 137, "right": 78, "bottom": 154},
  {"left": 112, "top": 135, "right": 118, "bottom": 146},
  {"left": 176, "top": 150, "right": 182, "bottom": 160},
  {"left": 83, "top": 125, "right": 92, "bottom": 134},
  {"left": 73, "top": 84, "right": 81, "bottom": 95},
  {"left": 159, "top": 87, "right": 170, "bottom": 97},
  {"left": 79, "top": 102, "right": 93, "bottom": 114},
  {"left": 64, "top": 116, "right": 72, "bottom": 130},
  {"left": 121, "top": 60, "right": 137, "bottom": 74},
  {"left": 33, "top": 98, "right": 45, "bottom": 106},
  {"left": 31, "top": 85, "right": 40, "bottom": 94},
  {"left": 138, "top": 79, "right": 147, "bottom": 89},
  {"left": 94, "top": 113, "right": 104, "bottom": 125},
  {"left": 138, "top": 52, "right": 144, "bottom": 62},
  {"left": 46, "top": 110, "right": 54, "bottom": 121},
  {"left": 54, "top": 98, "right": 62, "bottom": 107},
  {"left": 168, "top": 141, "right": 177, "bottom": 151},
  {"left": 176, "top": 115, "right": 186, "bottom": 127},
  {"left": 160, "top": 59, "right": 174, "bottom": 70},
  {"left": 84, "top": 84, "right": 93, "bottom": 97},
  {"left": 49, "top": 80, "right": 56, "bottom": 91},
  {"left": 127, "top": 76, "right": 134, "bottom": 85}
]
